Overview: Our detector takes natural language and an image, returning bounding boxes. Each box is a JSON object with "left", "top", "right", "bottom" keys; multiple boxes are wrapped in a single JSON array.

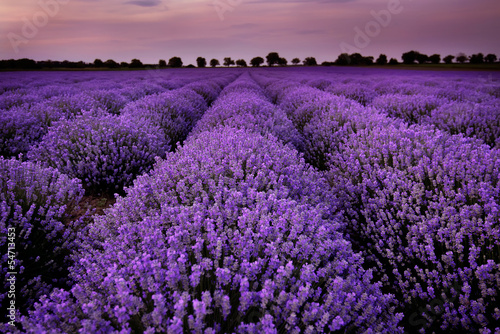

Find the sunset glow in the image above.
[{"left": 1, "top": 0, "right": 499, "bottom": 64}]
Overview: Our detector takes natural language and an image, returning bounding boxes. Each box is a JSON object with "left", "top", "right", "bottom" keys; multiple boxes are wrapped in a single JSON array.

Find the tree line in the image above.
[{"left": 1, "top": 51, "right": 498, "bottom": 70}]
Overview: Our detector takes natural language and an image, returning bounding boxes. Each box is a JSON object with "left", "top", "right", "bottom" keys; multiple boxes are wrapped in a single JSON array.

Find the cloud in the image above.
[{"left": 125, "top": 0, "right": 162, "bottom": 7}]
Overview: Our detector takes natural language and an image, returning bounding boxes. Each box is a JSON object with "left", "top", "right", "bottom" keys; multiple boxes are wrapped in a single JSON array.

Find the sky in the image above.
[{"left": 1, "top": 0, "right": 499, "bottom": 65}]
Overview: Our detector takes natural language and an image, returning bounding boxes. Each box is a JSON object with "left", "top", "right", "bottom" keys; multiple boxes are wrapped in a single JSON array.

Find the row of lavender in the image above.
[
  {"left": 2, "top": 68, "right": 499, "bottom": 333},
  {"left": 4, "top": 73, "right": 403, "bottom": 333},
  {"left": 1, "top": 70, "right": 239, "bottom": 331},
  {"left": 274, "top": 67, "right": 500, "bottom": 148},
  {"left": 251, "top": 71, "right": 500, "bottom": 333},
  {"left": 0, "top": 69, "right": 233, "bottom": 159}
]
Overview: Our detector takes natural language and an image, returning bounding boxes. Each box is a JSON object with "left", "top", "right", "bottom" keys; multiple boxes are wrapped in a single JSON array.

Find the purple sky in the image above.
[{"left": 1, "top": 0, "right": 499, "bottom": 64}]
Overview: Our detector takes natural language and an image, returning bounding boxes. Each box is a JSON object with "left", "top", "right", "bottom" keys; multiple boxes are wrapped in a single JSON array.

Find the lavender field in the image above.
[{"left": 1, "top": 67, "right": 500, "bottom": 333}]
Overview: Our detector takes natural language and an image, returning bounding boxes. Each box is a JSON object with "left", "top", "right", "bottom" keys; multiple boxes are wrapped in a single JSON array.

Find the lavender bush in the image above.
[
  {"left": 183, "top": 81, "right": 223, "bottom": 105},
  {"left": 371, "top": 93, "right": 448, "bottom": 124},
  {"left": 326, "top": 124, "right": 500, "bottom": 333},
  {"left": 324, "top": 83, "right": 377, "bottom": 106},
  {"left": 260, "top": 76, "right": 500, "bottom": 333},
  {"left": 0, "top": 107, "right": 46, "bottom": 158},
  {"left": 20, "top": 127, "right": 402, "bottom": 333},
  {"left": 192, "top": 75, "right": 303, "bottom": 150},
  {"left": 121, "top": 89, "right": 208, "bottom": 149},
  {"left": 28, "top": 111, "right": 169, "bottom": 196},
  {"left": 0, "top": 90, "right": 40, "bottom": 110},
  {"left": 0, "top": 157, "right": 85, "bottom": 319},
  {"left": 31, "top": 92, "right": 102, "bottom": 120},
  {"left": 429, "top": 100, "right": 500, "bottom": 148},
  {"left": 86, "top": 90, "right": 129, "bottom": 115}
]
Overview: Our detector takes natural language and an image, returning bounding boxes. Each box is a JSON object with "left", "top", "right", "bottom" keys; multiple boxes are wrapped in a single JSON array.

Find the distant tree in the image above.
[
  {"left": 104, "top": 59, "right": 119, "bottom": 68},
  {"left": 196, "top": 57, "right": 207, "bottom": 68},
  {"left": 76, "top": 61, "right": 86, "bottom": 68},
  {"left": 278, "top": 57, "right": 288, "bottom": 66},
  {"left": 42, "top": 60, "right": 54, "bottom": 68},
  {"left": 223, "top": 57, "right": 235, "bottom": 67},
  {"left": 456, "top": 53, "right": 468, "bottom": 64},
  {"left": 415, "top": 53, "right": 429, "bottom": 64},
  {"left": 130, "top": 59, "right": 144, "bottom": 68},
  {"left": 364, "top": 56, "right": 374, "bottom": 65},
  {"left": 338, "top": 53, "right": 372, "bottom": 66},
  {"left": 321, "top": 61, "right": 335, "bottom": 66},
  {"left": 389, "top": 58, "right": 399, "bottom": 65},
  {"left": 236, "top": 59, "right": 247, "bottom": 67},
  {"left": 443, "top": 55, "right": 455, "bottom": 64},
  {"left": 429, "top": 54, "right": 441, "bottom": 64},
  {"left": 402, "top": 50, "right": 419, "bottom": 64},
  {"left": 168, "top": 57, "right": 183, "bottom": 68},
  {"left": 210, "top": 59, "right": 220, "bottom": 67},
  {"left": 485, "top": 54, "right": 498, "bottom": 63},
  {"left": 120, "top": 62, "right": 129, "bottom": 68},
  {"left": 159, "top": 59, "right": 167, "bottom": 67},
  {"left": 349, "top": 53, "right": 364, "bottom": 65},
  {"left": 10, "top": 58, "right": 40, "bottom": 69},
  {"left": 93, "top": 59, "right": 104, "bottom": 67},
  {"left": 250, "top": 57, "right": 264, "bottom": 67},
  {"left": 376, "top": 54, "right": 388, "bottom": 65},
  {"left": 303, "top": 57, "right": 317, "bottom": 66},
  {"left": 291, "top": 58, "right": 300, "bottom": 65},
  {"left": 335, "top": 53, "right": 350, "bottom": 66},
  {"left": 186, "top": 64, "right": 195, "bottom": 68},
  {"left": 469, "top": 53, "right": 485, "bottom": 64},
  {"left": 266, "top": 52, "right": 280, "bottom": 66}
]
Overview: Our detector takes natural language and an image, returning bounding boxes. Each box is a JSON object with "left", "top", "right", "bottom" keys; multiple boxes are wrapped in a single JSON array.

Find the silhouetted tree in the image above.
[
  {"left": 443, "top": 55, "right": 455, "bottom": 64},
  {"left": 363, "top": 56, "right": 374, "bottom": 65},
  {"left": 223, "top": 57, "right": 235, "bottom": 67},
  {"left": 469, "top": 53, "right": 485, "bottom": 64},
  {"left": 278, "top": 57, "right": 288, "bottom": 66},
  {"left": 94, "top": 59, "right": 104, "bottom": 67},
  {"left": 303, "top": 57, "right": 317, "bottom": 66},
  {"left": 456, "top": 53, "right": 468, "bottom": 63},
  {"left": 130, "top": 59, "right": 144, "bottom": 68},
  {"left": 159, "top": 59, "right": 167, "bottom": 67},
  {"left": 389, "top": 58, "right": 398, "bottom": 65},
  {"left": 376, "top": 54, "right": 388, "bottom": 65},
  {"left": 3, "top": 58, "right": 40, "bottom": 69},
  {"left": 429, "top": 54, "right": 441, "bottom": 64},
  {"left": 210, "top": 59, "right": 220, "bottom": 67},
  {"left": 250, "top": 57, "right": 264, "bottom": 67},
  {"left": 485, "top": 54, "right": 498, "bottom": 63},
  {"left": 186, "top": 64, "right": 195, "bottom": 68},
  {"left": 41, "top": 60, "right": 54, "bottom": 68},
  {"left": 120, "top": 62, "right": 129, "bottom": 68},
  {"left": 415, "top": 53, "right": 429, "bottom": 64},
  {"left": 291, "top": 58, "right": 300, "bottom": 65},
  {"left": 335, "top": 53, "right": 350, "bottom": 66},
  {"left": 236, "top": 59, "right": 247, "bottom": 67},
  {"left": 266, "top": 52, "right": 280, "bottom": 66},
  {"left": 337, "top": 53, "right": 373, "bottom": 66},
  {"left": 104, "top": 59, "right": 119, "bottom": 68},
  {"left": 168, "top": 57, "right": 183, "bottom": 68},
  {"left": 402, "top": 50, "right": 419, "bottom": 64},
  {"left": 196, "top": 57, "right": 207, "bottom": 68}
]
